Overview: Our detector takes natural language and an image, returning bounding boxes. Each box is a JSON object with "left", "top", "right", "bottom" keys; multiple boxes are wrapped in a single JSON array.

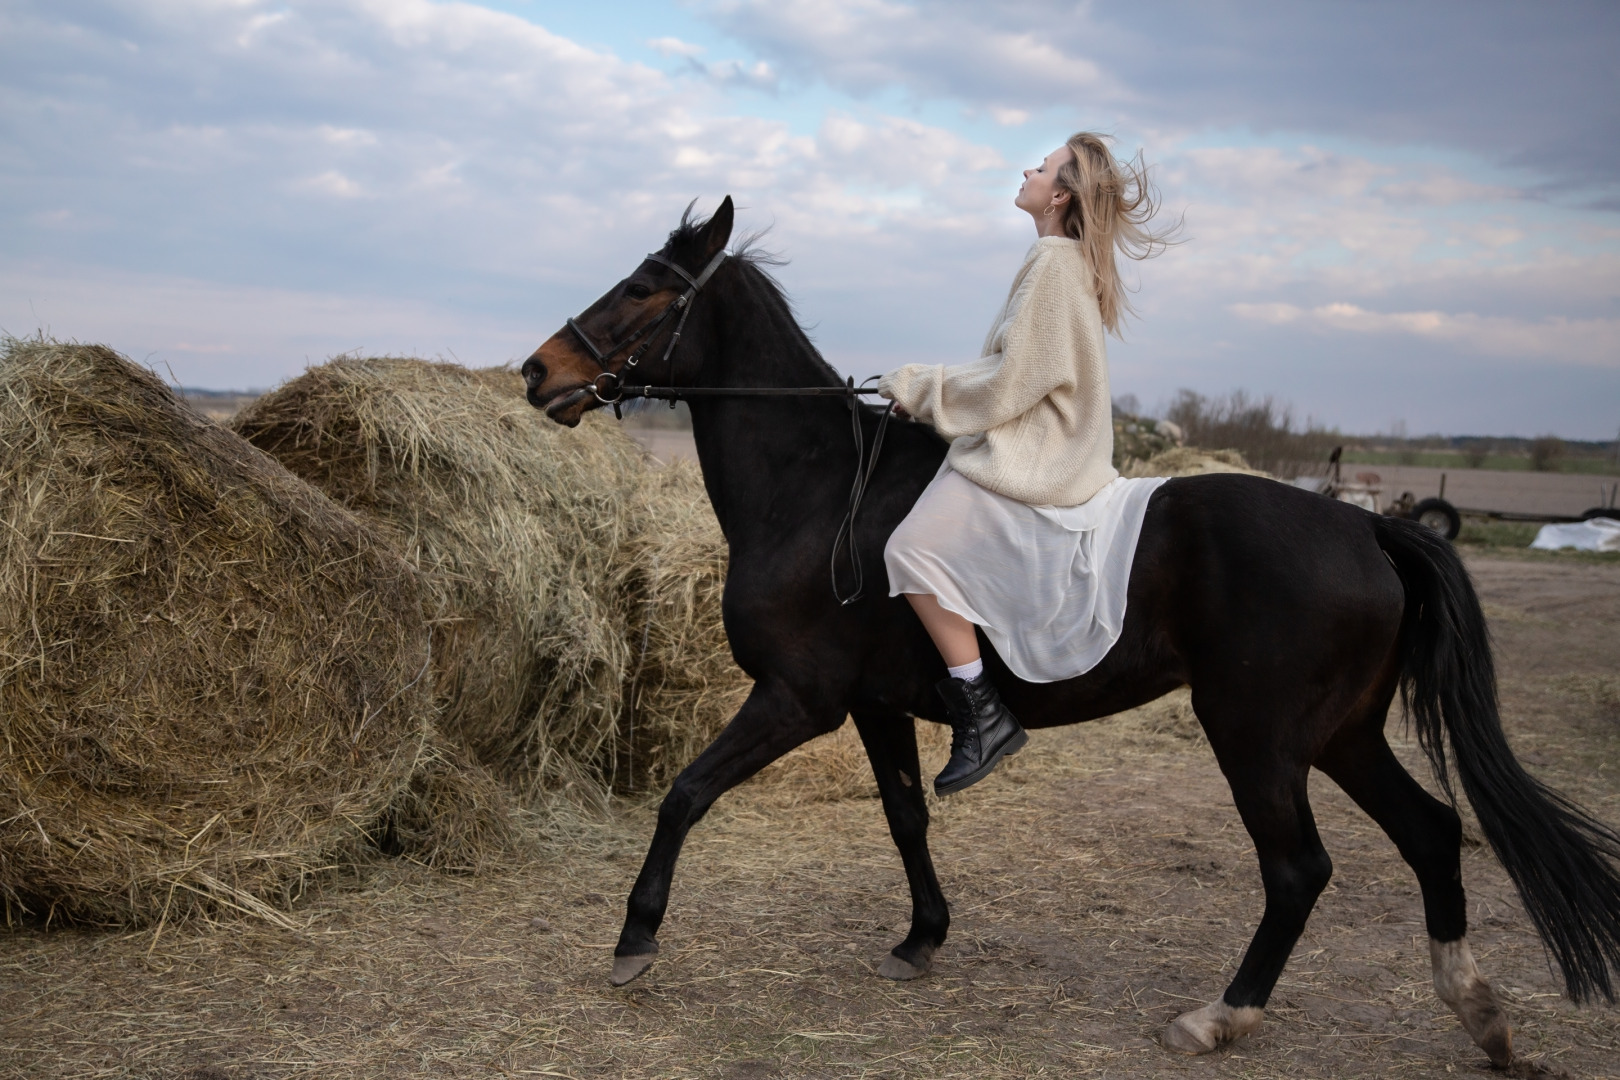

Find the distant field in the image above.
[
  {"left": 1343, "top": 449, "right": 1620, "bottom": 476},
  {"left": 181, "top": 389, "right": 261, "bottom": 421}
]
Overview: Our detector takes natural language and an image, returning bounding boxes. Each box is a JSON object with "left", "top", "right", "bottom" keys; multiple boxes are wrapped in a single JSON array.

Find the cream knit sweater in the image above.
[{"left": 878, "top": 236, "right": 1118, "bottom": 507}]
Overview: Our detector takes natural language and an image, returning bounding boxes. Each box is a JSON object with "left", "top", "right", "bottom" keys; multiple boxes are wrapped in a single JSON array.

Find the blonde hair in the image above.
[{"left": 1053, "top": 132, "right": 1176, "bottom": 335}]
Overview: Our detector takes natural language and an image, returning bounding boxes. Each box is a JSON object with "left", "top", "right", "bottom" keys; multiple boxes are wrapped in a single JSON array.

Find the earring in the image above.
[{"left": 1043, "top": 205, "right": 1056, "bottom": 217}]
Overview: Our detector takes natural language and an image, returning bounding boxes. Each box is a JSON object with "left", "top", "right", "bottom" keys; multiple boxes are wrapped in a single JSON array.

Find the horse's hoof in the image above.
[
  {"left": 1451, "top": 978, "right": 1514, "bottom": 1067},
  {"left": 1162, "top": 1000, "right": 1263, "bottom": 1055},
  {"left": 610, "top": 953, "right": 657, "bottom": 987},
  {"left": 878, "top": 949, "right": 932, "bottom": 981},
  {"left": 1474, "top": 1011, "right": 1514, "bottom": 1070},
  {"left": 1162, "top": 1017, "right": 1217, "bottom": 1055},
  {"left": 1431, "top": 938, "right": 1514, "bottom": 1068}
]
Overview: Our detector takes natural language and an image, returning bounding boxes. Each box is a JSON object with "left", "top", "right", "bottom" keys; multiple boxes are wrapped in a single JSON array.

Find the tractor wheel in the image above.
[{"left": 1410, "top": 497, "right": 1461, "bottom": 541}]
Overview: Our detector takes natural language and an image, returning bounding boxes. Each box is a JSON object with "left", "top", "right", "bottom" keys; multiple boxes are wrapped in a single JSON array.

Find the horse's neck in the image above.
[{"left": 686, "top": 275, "right": 853, "bottom": 552}]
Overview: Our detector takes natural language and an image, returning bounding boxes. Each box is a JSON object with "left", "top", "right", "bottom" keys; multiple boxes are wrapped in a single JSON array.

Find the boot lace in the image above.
[{"left": 949, "top": 719, "right": 978, "bottom": 759}]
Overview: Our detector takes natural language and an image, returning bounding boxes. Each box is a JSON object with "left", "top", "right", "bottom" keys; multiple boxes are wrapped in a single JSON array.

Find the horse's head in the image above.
[{"left": 523, "top": 196, "right": 735, "bottom": 427}]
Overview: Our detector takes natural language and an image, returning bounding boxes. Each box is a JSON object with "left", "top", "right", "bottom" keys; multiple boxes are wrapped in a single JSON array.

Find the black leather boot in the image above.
[{"left": 933, "top": 672, "right": 1028, "bottom": 796}]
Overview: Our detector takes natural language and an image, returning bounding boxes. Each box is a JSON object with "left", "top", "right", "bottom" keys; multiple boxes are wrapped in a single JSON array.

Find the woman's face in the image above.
[{"left": 1015, "top": 146, "right": 1073, "bottom": 218}]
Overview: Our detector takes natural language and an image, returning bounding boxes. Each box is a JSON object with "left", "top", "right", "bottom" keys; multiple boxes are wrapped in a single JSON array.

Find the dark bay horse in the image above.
[{"left": 522, "top": 197, "right": 1620, "bottom": 1063}]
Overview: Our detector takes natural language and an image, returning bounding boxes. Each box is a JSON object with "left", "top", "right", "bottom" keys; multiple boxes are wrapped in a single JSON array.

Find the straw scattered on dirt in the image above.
[
  {"left": 6, "top": 553, "right": 1617, "bottom": 1079},
  {"left": 0, "top": 340, "right": 503, "bottom": 928}
]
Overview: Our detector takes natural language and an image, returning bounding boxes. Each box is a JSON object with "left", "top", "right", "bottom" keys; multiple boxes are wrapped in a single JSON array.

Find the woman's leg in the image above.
[
  {"left": 904, "top": 593, "right": 981, "bottom": 668},
  {"left": 902, "top": 594, "right": 1025, "bottom": 795},
  {"left": 885, "top": 476, "right": 1023, "bottom": 794}
]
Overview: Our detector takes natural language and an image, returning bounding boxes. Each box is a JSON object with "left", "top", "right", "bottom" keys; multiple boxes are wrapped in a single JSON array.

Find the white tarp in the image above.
[{"left": 1531, "top": 517, "right": 1620, "bottom": 552}]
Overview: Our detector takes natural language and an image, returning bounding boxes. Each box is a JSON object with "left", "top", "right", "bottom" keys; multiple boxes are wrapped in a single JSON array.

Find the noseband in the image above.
[{"left": 566, "top": 249, "right": 729, "bottom": 410}]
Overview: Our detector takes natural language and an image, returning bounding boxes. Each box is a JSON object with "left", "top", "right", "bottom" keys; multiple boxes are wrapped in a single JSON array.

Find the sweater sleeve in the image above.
[{"left": 877, "top": 252, "right": 1085, "bottom": 441}]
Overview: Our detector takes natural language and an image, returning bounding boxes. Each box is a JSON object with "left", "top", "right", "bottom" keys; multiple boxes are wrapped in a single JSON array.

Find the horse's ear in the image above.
[{"left": 701, "top": 196, "right": 735, "bottom": 260}]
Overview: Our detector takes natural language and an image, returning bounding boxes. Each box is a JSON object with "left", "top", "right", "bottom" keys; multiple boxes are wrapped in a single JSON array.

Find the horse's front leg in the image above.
[
  {"left": 850, "top": 710, "right": 948, "bottom": 979},
  {"left": 612, "top": 678, "right": 842, "bottom": 986}
]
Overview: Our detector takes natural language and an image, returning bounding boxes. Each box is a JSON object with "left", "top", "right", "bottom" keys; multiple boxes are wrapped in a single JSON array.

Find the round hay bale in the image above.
[
  {"left": 371, "top": 738, "right": 517, "bottom": 874},
  {"left": 230, "top": 358, "right": 653, "bottom": 799},
  {"left": 613, "top": 459, "right": 752, "bottom": 792},
  {"left": 0, "top": 340, "right": 443, "bottom": 926}
]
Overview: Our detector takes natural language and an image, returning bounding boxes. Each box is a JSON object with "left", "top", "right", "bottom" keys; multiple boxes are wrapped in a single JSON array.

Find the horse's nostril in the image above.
[{"left": 521, "top": 360, "right": 547, "bottom": 389}]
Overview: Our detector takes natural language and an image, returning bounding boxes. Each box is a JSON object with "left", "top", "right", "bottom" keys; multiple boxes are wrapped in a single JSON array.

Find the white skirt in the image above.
[{"left": 885, "top": 464, "right": 1167, "bottom": 683}]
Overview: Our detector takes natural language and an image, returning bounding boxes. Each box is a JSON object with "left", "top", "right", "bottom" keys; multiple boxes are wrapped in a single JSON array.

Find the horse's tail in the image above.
[{"left": 1374, "top": 514, "right": 1620, "bottom": 1003}]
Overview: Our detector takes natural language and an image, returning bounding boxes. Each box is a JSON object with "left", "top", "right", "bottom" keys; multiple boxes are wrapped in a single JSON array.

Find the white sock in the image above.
[{"left": 947, "top": 658, "right": 984, "bottom": 681}]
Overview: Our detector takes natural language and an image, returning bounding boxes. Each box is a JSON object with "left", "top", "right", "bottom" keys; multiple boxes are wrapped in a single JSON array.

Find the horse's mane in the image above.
[
  {"left": 662, "top": 200, "right": 785, "bottom": 277},
  {"left": 662, "top": 202, "right": 846, "bottom": 388}
]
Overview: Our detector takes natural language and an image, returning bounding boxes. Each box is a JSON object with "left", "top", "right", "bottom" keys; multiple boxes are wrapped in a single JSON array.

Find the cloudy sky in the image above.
[{"left": 2, "top": 1, "right": 1616, "bottom": 437}]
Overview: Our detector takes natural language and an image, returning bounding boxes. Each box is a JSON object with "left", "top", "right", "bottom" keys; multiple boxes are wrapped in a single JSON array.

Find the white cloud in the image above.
[
  {"left": 0, "top": 0, "right": 1615, "bottom": 435},
  {"left": 317, "top": 125, "right": 378, "bottom": 147},
  {"left": 701, "top": 58, "right": 778, "bottom": 92},
  {"left": 299, "top": 170, "right": 366, "bottom": 198},
  {"left": 1230, "top": 302, "right": 1620, "bottom": 367},
  {"left": 700, "top": 0, "right": 1620, "bottom": 197},
  {"left": 0, "top": 262, "right": 535, "bottom": 387},
  {"left": 649, "top": 36, "right": 705, "bottom": 58},
  {"left": 0, "top": 0, "right": 1019, "bottom": 380},
  {"left": 702, "top": 0, "right": 1110, "bottom": 102}
]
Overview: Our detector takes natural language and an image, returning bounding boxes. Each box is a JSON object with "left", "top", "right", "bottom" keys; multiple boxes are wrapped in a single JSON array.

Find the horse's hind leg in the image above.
[
  {"left": 1165, "top": 750, "right": 1333, "bottom": 1054},
  {"left": 611, "top": 678, "right": 842, "bottom": 986},
  {"left": 851, "top": 711, "right": 948, "bottom": 979},
  {"left": 1316, "top": 723, "right": 1514, "bottom": 1067}
]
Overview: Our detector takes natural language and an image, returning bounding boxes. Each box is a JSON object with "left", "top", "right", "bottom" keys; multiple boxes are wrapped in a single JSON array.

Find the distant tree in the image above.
[
  {"left": 1530, "top": 435, "right": 1565, "bottom": 472},
  {"left": 1164, "top": 389, "right": 1336, "bottom": 477},
  {"left": 1464, "top": 441, "right": 1490, "bottom": 469}
]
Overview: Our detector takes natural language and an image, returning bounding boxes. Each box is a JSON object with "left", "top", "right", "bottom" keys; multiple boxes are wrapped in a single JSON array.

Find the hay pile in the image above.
[
  {"left": 231, "top": 359, "right": 753, "bottom": 799},
  {"left": 1121, "top": 445, "right": 1269, "bottom": 478},
  {"left": 0, "top": 340, "right": 501, "bottom": 927},
  {"left": 611, "top": 459, "right": 752, "bottom": 790},
  {"left": 1111, "top": 412, "right": 1182, "bottom": 466}
]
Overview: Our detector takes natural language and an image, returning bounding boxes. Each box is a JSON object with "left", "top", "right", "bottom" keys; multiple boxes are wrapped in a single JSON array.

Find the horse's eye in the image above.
[{"left": 626, "top": 284, "right": 651, "bottom": 300}]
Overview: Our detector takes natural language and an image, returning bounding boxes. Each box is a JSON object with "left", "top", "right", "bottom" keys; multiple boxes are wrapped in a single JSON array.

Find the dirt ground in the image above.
[{"left": 4, "top": 552, "right": 1619, "bottom": 1079}]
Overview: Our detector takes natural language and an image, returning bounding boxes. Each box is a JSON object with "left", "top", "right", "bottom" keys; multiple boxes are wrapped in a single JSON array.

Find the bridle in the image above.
[
  {"left": 566, "top": 249, "right": 730, "bottom": 413},
  {"left": 559, "top": 247, "right": 893, "bottom": 605}
]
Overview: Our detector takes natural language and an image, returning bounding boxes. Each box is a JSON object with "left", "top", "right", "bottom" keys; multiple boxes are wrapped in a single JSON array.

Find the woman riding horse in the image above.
[
  {"left": 523, "top": 177, "right": 1620, "bottom": 1066},
  {"left": 880, "top": 132, "right": 1174, "bottom": 795}
]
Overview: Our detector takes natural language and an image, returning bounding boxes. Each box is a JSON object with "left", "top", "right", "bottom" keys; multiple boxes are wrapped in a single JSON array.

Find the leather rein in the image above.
[{"left": 563, "top": 250, "right": 894, "bottom": 605}]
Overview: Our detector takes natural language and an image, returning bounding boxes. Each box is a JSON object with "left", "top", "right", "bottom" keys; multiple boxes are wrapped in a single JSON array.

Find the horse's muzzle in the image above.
[
  {"left": 543, "top": 386, "right": 594, "bottom": 425},
  {"left": 520, "top": 357, "right": 548, "bottom": 405},
  {"left": 522, "top": 357, "right": 587, "bottom": 421}
]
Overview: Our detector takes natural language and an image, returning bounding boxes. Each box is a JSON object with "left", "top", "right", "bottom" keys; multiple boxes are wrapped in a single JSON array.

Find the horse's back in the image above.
[
  {"left": 1143, "top": 473, "right": 1407, "bottom": 722},
  {"left": 1008, "top": 473, "right": 1406, "bottom": 728}
]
